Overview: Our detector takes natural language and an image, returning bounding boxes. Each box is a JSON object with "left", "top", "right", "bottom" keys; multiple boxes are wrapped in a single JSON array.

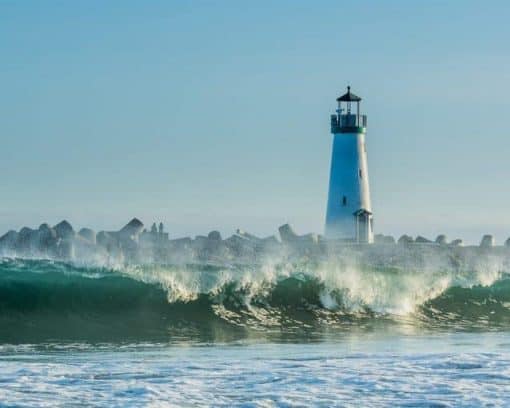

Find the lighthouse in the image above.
[{"left": 325, "top": 86, "right": 373, "bottom": 243}]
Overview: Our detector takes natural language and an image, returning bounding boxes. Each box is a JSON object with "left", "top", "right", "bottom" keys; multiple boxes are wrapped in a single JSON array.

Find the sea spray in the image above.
[{"left": 0, "top": 253, "right": 509, "bottom": 342}]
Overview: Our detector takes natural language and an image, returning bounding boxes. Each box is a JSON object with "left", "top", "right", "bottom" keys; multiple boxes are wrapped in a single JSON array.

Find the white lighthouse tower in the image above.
[{"left": 325, "top": 86, "right": 373, "bottom": 243}]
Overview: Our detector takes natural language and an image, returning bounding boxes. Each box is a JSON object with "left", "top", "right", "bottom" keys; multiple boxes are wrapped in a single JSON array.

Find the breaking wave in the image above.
[{"left": 1, "top": 257, "right": 510, "bottom": 342}]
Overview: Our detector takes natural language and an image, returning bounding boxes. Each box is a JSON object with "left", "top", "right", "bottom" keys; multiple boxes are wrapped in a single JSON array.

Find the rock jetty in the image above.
[{"left": 1, "top": 219, "right": 509, "bottom": 266}]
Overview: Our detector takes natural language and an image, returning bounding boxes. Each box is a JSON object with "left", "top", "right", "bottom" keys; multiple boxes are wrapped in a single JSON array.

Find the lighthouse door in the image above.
[{"left": 354, "top": 210, "right": 370, "bottom": 243}]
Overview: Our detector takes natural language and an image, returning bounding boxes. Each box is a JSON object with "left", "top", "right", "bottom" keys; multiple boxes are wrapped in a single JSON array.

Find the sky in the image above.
[{"left": 1, "top": 0, "right": 509, "bottom": 243}]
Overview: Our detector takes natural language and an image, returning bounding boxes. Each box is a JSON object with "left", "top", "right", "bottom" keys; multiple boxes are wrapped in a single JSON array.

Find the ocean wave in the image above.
[{"left": 0, "top": 257, "right": 509, "bottom": 342}]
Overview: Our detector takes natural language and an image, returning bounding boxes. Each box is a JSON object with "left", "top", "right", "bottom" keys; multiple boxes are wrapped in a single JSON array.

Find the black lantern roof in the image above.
[{"left": 336, "top": 86, "right": 361, "bottom": 102}]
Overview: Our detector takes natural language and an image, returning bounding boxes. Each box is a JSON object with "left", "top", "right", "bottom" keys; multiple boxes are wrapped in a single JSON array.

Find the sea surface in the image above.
[{"left": 1, "top": 257, "right": 510, "bottom": 407}]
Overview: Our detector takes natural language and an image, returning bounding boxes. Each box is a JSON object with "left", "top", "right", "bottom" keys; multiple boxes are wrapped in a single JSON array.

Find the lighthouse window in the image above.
[
  {"left": 342, "top": 196, "right": 347, "bottom": 206},
  {"left": 359, "top": 169, "right": 362, "bottom": 179}
]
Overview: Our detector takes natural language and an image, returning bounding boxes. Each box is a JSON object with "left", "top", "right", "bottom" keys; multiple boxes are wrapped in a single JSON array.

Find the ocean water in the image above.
[{"left": 1, "top": 257, "right": 510, "bottom": 406}]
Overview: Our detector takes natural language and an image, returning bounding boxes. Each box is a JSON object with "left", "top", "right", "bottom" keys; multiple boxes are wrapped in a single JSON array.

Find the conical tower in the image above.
[{"left": 325, "top": 86, "right": 373, "bottom": 243}]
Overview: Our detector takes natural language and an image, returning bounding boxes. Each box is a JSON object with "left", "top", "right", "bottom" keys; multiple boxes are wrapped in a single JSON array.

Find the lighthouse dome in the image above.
[{"left": 336, "top": 86, "right": 362, "bottom": 102}]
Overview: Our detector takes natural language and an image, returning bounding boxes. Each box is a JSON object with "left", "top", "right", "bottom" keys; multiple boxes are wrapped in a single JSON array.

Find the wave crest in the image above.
[{"left": 0, "top": 256, "right": 509, "bottom": 342}]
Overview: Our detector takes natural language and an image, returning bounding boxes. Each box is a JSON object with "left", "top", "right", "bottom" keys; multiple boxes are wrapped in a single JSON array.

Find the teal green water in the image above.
[
  {"left": 2, "top": 258, "right": 510, "bottom": 406},
  {"left": 1, "top": 258, "right": 510, "bottom": 343}
]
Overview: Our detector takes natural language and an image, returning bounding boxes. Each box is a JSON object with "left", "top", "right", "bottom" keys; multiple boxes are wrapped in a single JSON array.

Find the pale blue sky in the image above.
[{"left": 1, "top": 1, "right": 509, "bottom": 243}]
